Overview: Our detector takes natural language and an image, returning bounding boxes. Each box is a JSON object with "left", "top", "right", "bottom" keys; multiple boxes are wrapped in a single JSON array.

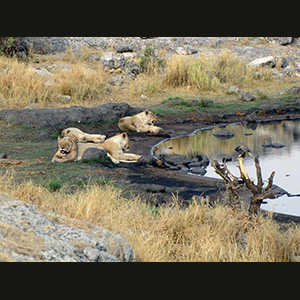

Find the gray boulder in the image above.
[
  {"left": 114, "top": 43, "right": 134, "bottom": 53},
  {"left": 248, "top": 56, "right": 275, "bottom": 68},
  {"left": 81, "top": 148, "right": 107, "bottom": 161},
  {"left": 163, "top": 154, "right": 191, "bottom": 166},
  {"left": 0, "top": 102, "right": 141, "bottom": 129},
  {"left": 101, "top": 54, "right": 126, "bottom": 70},
  {"left": 265, "top": 37, "right": 294, "bottom": 45},
  {"left": 189, "top": 166, "right": 207, "bottom": 176},
  {"left": 0, "top": 194, "right": 134, "bottom": 262}
]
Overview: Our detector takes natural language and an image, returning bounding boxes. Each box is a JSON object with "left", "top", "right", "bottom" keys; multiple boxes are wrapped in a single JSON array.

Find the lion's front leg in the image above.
[
  {"left": 118, "top": 153, "right": 142, "bottom": 163},
  {"left": 147, "top": 125, "right": 163, "bottom": 134},
  {"left": 51, "top": 150, "right": 76, "bottom": 163}
]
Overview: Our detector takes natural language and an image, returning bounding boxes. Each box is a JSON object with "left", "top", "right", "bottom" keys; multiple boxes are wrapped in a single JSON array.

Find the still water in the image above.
[{"left": 153, "top": 119, "right": 300, "bottom": 217}]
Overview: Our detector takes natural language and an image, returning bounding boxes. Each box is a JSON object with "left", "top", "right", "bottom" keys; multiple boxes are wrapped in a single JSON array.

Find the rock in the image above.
[
  {"left": 81, "top": 148, "right": 107, "bottom": 160},
  {"left": 213, "top": 129, "right": 235, "bottom": 139},
  {"left": 175, "top": 45, "right": 198, "bottom": 55},
  {"left": 101, "top": 54, "right": 126, "bottom": 70},
  {"left": 227, "top": 85, "right": 242, "bottom": 95},
  {"left": 246, "top": 111, "right": 257, "bottom": 122},
  {"left": 0, "top": 153, "right": 7, "bottom": 159},
  {"left": 125, "top": 64, "right": 142, "bottom": 79},
  {"left": 0, "top": 194, "right": 134, "bottom": 262},
  {"left": 274, "top": 56, "right": 290, "bottom": 69},
  {"left": 265, "top": 37, "right": 294, "bottom": 45},
  {"left": 56, "top": 94, "right": 71, "bottom": 101},
  {"left": 285, "top": 86, "right": 300, "bottom": 95},
  {"left": 187, "top": 155, "right": 210, "bottom": 168},
  {"left": 44, "top": 78, "right": 54, "bottom": 86},
  {"left": 241, "top": 91, "right": 255, "bottom": 102},
  {"left": 282, "top": 66, "right": 295, "bottom": 77},
  {"left": 189, "top": 166, "right": 207, "bottom": 176},
  {"left": 33, "top": 67, "right": 53, "bottom": 76},
  {"left": 137, "top": 155, "right": 155, "bottom": 166},
  {"left": 248, "top": 56, "right": 275, "bottom": 68},
  {"left": 271, "top": 69, "right": 283, "bottom": 80},
  {"left": 109, "top": 75, "right": 125, "bottom": 86},
  {"left": 114, "top": 43, "right": 134, "bottom": 53},
  {"left": 1, "top": 102, "right": 141, "bottom": 129},
  {"left": 163, "top": 154, "right": 190, "bottom": 166}
]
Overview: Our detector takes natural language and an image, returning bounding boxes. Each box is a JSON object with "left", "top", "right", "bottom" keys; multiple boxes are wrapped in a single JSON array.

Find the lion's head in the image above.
[
  {"left": 120, "top": 132, "right": 130, "bottom": 151},
  {"left": 143, "top": 109, "right": 157, "bottom": 125},
  {"left": 58, "top": 135, "right": 78, "bottom": 155}
]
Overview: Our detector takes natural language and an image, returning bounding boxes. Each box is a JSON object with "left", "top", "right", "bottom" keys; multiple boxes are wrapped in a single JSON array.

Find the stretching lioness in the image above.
[
  {"left": 118, "top": 109, "right": 163, "bottom": 133},
  {"left": 61, "top": 127, "right": 106, "bottom": 143},
  {"left": 52, "top": 132, "right": 141, "bottom": 164}
]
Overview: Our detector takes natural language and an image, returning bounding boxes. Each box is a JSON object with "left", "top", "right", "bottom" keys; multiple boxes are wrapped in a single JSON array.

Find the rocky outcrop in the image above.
[
  {"left": 0, "top": 102, "right": 141, "bottom": 128},
  {"left": 0, "top": 194, "right": 134, "bottom": 262}
]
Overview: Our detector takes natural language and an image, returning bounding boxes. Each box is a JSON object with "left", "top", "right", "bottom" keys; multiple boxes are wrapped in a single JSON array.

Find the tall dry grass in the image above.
[
  {"left": 163, "top": 50, "right": 269, "bottom": 92},
  {"left": 0, "top": 49, "right": 277, "bottom": 109},
  {"left": 1, "top": 170, "right": 300, "bottom": 262},
  {"left": 0, "top": 53, "right": 110, "bottom": 108}
]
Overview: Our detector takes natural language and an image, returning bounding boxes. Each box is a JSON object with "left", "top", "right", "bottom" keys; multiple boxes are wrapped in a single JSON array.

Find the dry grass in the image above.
[
  {"left": 0, "top": 48, "right": 285, "bottom": 109},
  {"left": 163, "top": 50, "right": 270, "bottom": 92},
  {"left": 1, "top": 170, "right": 300, "bottom": 262},
  {"left": 0, "top": 51, "right": 110, "bottom": 108}
]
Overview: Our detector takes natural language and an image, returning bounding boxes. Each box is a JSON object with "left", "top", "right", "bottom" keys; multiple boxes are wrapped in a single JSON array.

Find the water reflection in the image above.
[{"left": 153, "top": 119, "right": 300, "bottom": 217}]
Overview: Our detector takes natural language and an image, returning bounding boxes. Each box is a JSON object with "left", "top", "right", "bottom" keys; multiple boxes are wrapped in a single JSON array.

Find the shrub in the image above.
[{"left": 140, "top": 45, "right": 164, "bottom": 73}]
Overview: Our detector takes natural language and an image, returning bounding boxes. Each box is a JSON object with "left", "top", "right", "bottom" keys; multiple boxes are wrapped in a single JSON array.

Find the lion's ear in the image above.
[
  {"left": 58, "top": 136, "right": 62, "bottom": 142},
  {"left": 145, "top": 109, "right": 149, "bottom": 115},
  {"left": 122, "top": 132, "right": 127, "bottom": 139}
]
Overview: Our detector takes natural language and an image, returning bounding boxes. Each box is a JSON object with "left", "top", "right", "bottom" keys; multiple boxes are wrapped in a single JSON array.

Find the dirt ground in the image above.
[{"left": 1, "top": 104, "right": 300, "bottom": 223}]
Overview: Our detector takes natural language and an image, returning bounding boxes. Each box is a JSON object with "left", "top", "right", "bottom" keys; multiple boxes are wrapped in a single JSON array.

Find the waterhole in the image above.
[{"left": 153, "top": 119, "right": 300, "bottom": 217}]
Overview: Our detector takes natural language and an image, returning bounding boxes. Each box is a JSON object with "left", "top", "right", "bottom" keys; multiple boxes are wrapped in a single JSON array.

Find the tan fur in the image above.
[
  {"left": 118, "top": 109, "right": 163, "bottom": 133},
  {"left": 52, "top": 132, "right": 141, "bottom": 164},
  {"left": 61, "top": 127, "right": 106, "bottom": 143}
]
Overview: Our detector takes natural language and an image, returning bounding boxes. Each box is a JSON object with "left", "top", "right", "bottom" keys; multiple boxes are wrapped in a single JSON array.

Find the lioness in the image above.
[
  {"left": 118, "top": 109, "right": 163, "bottom": 133},
  {"left": 61, "top": 127, "right": 106, "bottom": 143},
  {"left": 52, "top": 132, "right": 141, "bottom": 164}
]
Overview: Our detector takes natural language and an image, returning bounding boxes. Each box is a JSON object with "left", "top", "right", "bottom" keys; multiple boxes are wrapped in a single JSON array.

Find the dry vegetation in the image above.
[
  {"left": 0, "top": 48, "right": 291, "bottom": 109},
  {"left": 1, "top": 170, "right": 300, "bottom": 262}
]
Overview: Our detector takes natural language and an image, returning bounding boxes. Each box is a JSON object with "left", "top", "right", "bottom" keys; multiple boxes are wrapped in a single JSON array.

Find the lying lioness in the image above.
[
  {"left": 61, "top": 127, "right": 106, "bottom": 143},
  {"left": 52, "top": 132, "right": 141, "bottom": 164},
  {"left": 118, "top": 109, "right": 163, "bottom": 133}
]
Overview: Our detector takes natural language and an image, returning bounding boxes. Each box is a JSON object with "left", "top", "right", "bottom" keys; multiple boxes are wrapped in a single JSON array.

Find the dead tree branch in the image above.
[{"left": 212, "top": 151, "right": 276, "bottom": 215}]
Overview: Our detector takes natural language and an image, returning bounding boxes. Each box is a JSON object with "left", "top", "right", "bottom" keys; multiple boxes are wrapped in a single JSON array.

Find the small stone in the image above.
[
  {"left": 227, "top": 85, "right": 242, "bottom": 95},
  {"left": 241, "top": 91, "right": 255, "bottom": 102},
  {"left": 0, "top": 153, "right": 8, "bottom": 159}
]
